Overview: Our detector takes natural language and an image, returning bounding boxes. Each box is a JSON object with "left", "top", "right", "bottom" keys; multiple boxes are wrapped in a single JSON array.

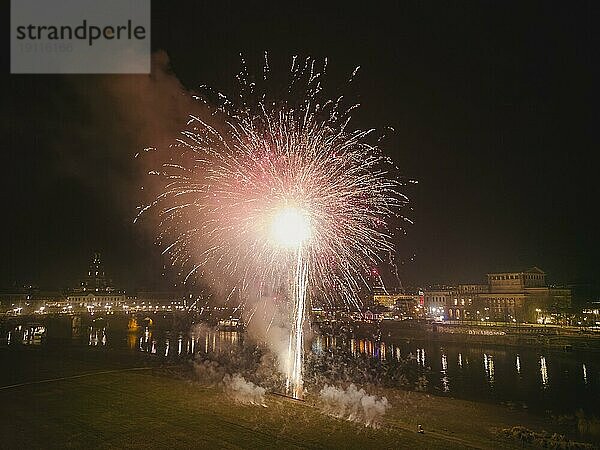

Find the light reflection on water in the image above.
[
  {"left": 88, "top": 327, "right": 106, "bottom": 346},
  {"left": 441, "top": 353, "right": 450, "bottom": 392},
  {"left": 2, "top": 322, "right": 599, "bottom": 414},
  {"left": 416, "top": 348, "right": 426, "bottom": 367},
  {"left": 132, "top": 327, "right": 240, "bottom": 357},
  {"left": 540, "top": 355, "right": 549, "bottom": 389},
  {"left": 310, "top": 334, "right": 599, "bottom": 415},
  {"left": 484, "top": 353, "right": 495, "bottom": 386},
  {"left": 3, "top": 324, "right": 46, "bottom": 346},
  {"left": 312, "top": 334, "right": 595, "bottom": 391}
]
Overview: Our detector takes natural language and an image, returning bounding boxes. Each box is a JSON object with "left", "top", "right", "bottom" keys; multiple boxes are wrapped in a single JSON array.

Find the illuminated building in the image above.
[
  {"left": 67, "top": 252, "right": 124, "bottom": 311},
  {"left": 373, "top": 293, "right": 406, "bottom": 308},
  {"left": 80, "top": 252, "right": 110, "bottom": 292},
  {"left": 427, "top": 267, "right": 572, "bottom": 323},
  {"left": 423, "top": 289, "right": 452, "bottom": 318}
]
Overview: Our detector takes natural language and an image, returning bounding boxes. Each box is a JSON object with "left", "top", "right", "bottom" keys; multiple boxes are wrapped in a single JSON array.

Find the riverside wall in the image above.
[{"left": 342, "top": 321, "right": 600, "bottom": 352}]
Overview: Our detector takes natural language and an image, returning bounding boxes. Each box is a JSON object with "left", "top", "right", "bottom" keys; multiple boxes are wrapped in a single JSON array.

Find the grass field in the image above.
[{"left": 0, "top": 346, "right": 594, "bottom": 449}]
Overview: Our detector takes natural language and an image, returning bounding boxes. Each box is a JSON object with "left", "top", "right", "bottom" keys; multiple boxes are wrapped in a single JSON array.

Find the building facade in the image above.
[
  {"left": 425, "top": 267, "right": 571, "bottom": 323},
  {"left": 66, "top": 252, "right": 125, "bottom": 312},
  {"left": 372, "top": 292, "right": 420, "bottom": 319},
  {"left": 423, "top": 289, "right": 452, "bottom": 318}
]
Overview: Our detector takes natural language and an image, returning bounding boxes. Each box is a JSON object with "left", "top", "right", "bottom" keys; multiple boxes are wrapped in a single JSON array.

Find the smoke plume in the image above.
[
  {"left": 193, "top": 361, "right": 267, "bottom": 407},
  {"left": 319, "top": 384, "right": 390, "bottom": 428},
  {"left": 223, "top": 373, "right": 267, "bottom": 407}
]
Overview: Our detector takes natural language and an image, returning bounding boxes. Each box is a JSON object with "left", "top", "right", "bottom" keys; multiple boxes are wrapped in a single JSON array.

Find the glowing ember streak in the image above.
[
  {"left": 138, "top": 55, "right": 411, "bottom": 399},
  {"left": 285, "top": 245, "right": 308, "bottom": 398},
  {"left": 270, "top": 206, "right": 310, "bottom": 396}
]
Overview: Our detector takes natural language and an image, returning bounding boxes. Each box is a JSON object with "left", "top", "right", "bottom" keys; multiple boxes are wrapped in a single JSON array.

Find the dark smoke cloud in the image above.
[
  {"left": 62, "top": 50, "right": 206, "bottom": 217},
  {"left": 32, "top": 50, "right": 210, "bottom": 289}
]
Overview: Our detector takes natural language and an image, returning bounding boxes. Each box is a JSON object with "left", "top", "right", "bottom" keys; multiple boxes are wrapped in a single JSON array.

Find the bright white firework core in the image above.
[{"left": 270, "top": 207, "right": 311, "bottom": 249}]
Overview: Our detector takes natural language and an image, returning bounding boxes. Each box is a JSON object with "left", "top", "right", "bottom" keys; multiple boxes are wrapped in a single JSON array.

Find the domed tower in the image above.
[{"left": 81, "top": 252, "right": 109, "bottom": 292}]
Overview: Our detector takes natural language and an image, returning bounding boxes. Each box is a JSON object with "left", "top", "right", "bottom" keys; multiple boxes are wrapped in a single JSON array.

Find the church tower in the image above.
[{"left": 81, "top": 252, "right": 110, "bottom": 292}]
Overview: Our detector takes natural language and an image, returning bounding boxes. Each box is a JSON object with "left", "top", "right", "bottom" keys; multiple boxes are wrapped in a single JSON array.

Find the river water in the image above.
[{"left": 2, "top": 319, "right": 599, "bottom": 416}]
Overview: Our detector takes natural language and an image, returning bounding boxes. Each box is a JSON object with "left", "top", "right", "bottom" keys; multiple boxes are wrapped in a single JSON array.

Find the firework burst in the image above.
[{"left": 138, "top": 55, "right": 411, "bottom": 397}]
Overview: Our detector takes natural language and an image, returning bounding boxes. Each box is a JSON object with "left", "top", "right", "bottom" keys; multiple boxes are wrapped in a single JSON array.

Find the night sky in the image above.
[{"left": 1, "top": 2, "right": 597, "bottom": 291}]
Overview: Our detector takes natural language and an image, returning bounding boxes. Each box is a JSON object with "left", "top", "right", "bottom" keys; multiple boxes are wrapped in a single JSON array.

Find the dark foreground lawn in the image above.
[{"left": 0, "top": 346, "right": 595, "bottom": 449}]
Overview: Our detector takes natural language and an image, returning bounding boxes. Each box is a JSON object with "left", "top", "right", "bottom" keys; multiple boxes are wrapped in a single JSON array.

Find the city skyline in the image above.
[
  {"left": 0, "top": 251, "right": 585, "bottom": 299},
  {"left": 2, "top": 4, "right": 599, "bottom": 446},
  {"left": 1, "top": 2, "right": 597, "bottom": 290}
]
